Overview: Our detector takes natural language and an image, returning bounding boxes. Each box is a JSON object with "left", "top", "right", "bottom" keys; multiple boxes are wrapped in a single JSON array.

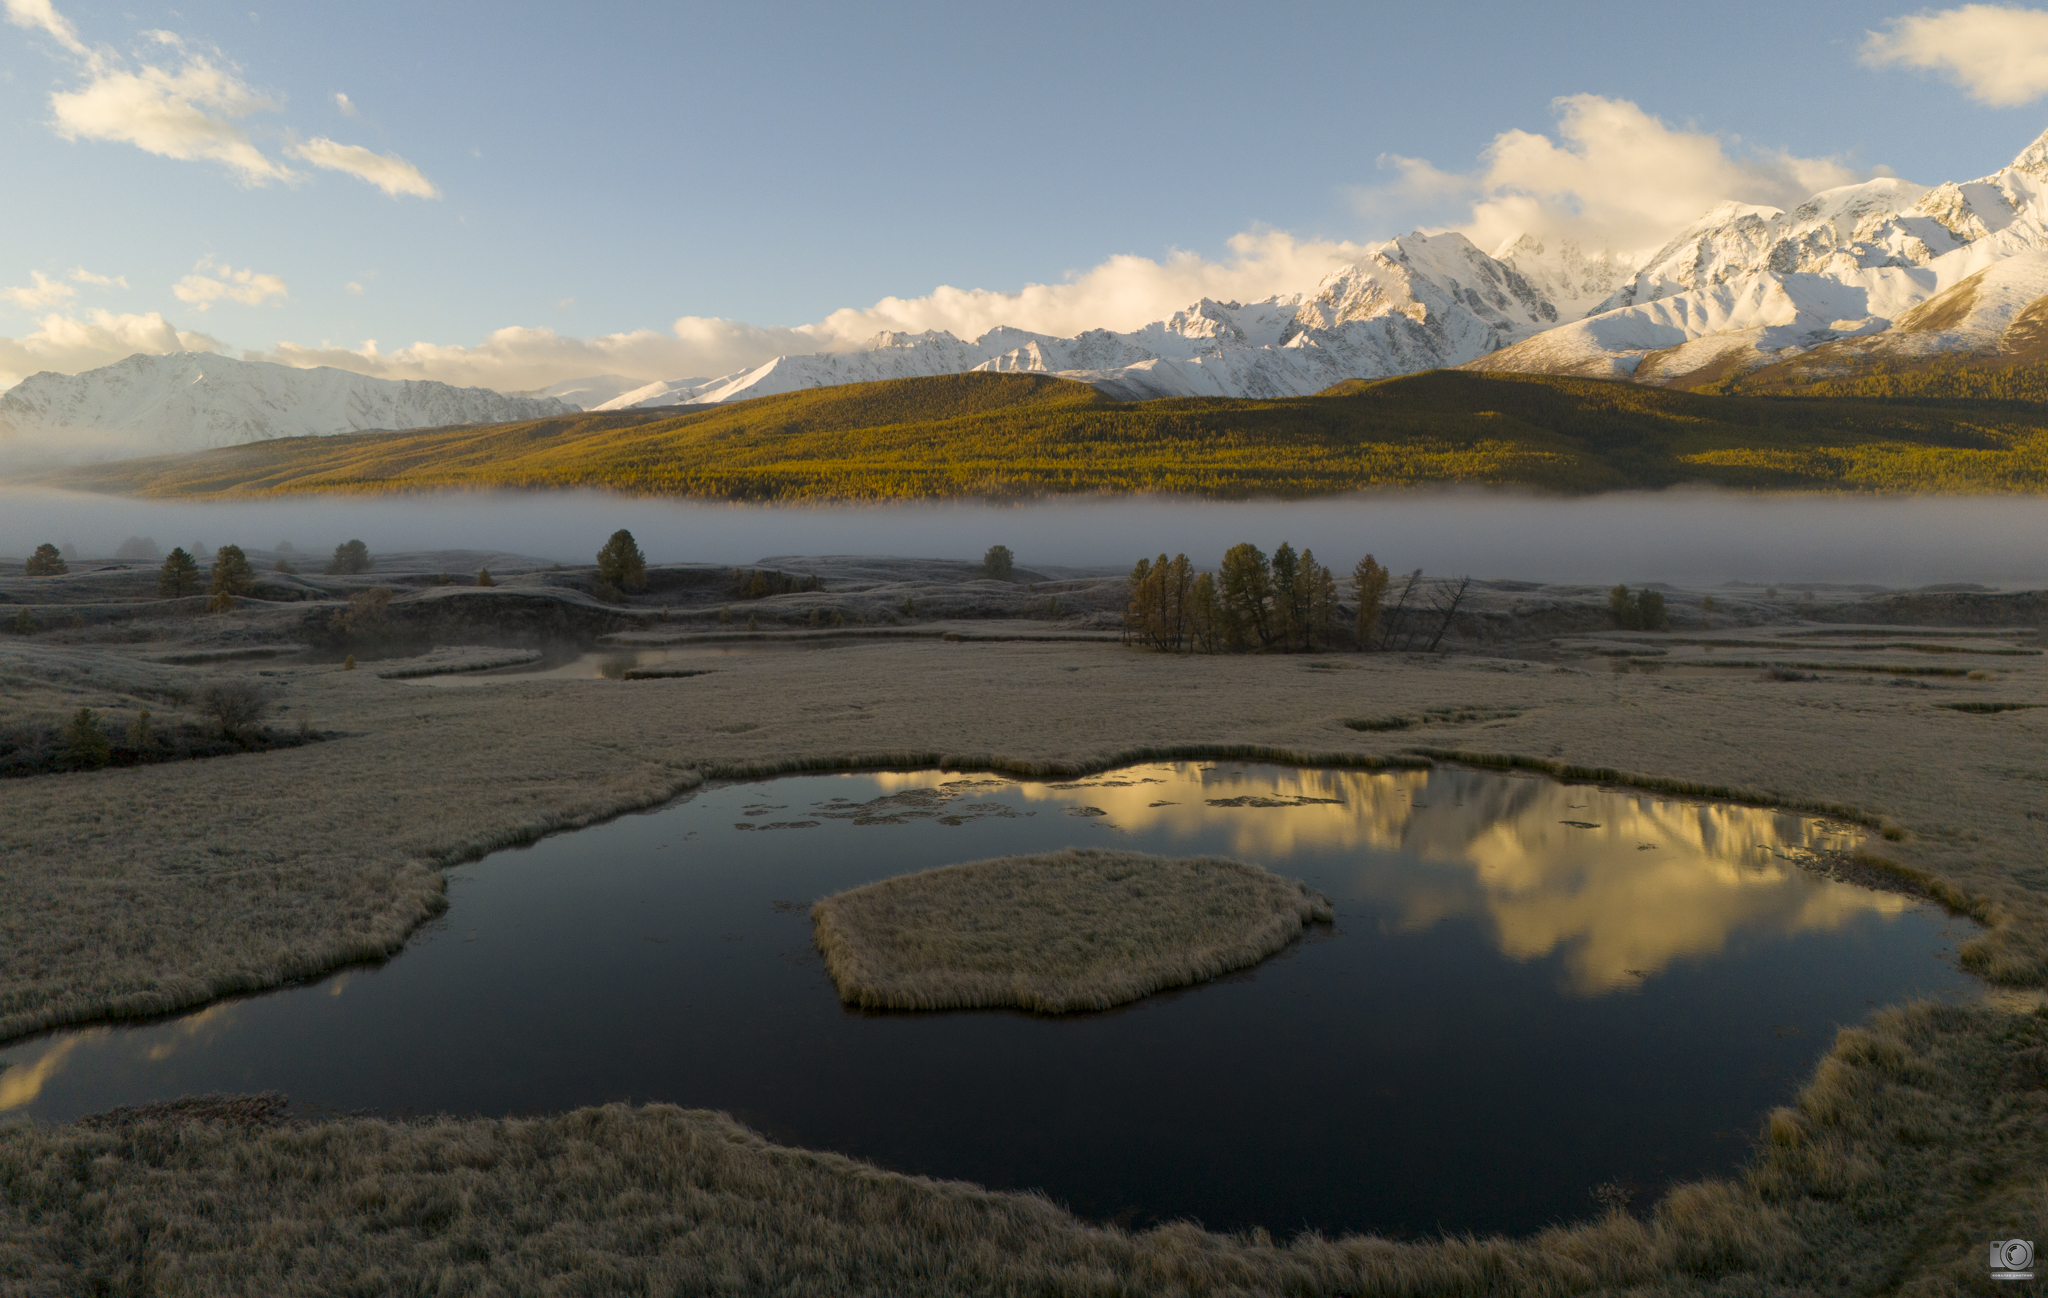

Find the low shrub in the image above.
[
  {"left": 1, "top": 713, "right": 324, "bottom": 777},
  {"left": 200, "top": 680, "right": 272, "bottom": 737}
]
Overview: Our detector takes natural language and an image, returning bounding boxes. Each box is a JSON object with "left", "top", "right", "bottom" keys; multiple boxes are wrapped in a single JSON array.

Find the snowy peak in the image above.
[
  {"left": 2010, "top": 126, "right": 2048, "bottom": 181},
  {"left": 0, "top": 351, "right": 572, "bottom": 465},
  {"left": 1492, "top": 235, "right": 1637, "bottom": 323},
  {"left": 1600, "top": 179, "right": 1937, "bottom": 316}
]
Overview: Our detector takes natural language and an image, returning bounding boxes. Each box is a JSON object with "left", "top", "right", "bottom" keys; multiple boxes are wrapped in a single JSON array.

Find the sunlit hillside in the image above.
[{"left": 33, "top": 369, "right": 2048, "bottom": 499}]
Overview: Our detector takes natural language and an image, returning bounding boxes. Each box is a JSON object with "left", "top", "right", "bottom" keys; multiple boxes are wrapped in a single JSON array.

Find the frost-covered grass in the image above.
[
  {"left": 3, "top": 607, "right": 2048, "bottom": 1290},
  {"left": 2, "top": 1002, "right": 2040, "bottom": 1295},
  {"left": 812, "top": 847, "right": 1332, "bottom": 1012}
]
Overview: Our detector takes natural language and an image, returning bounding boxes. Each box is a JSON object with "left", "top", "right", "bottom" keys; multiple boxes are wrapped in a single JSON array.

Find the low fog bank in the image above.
[{"left": 2, "top": 486, "right": 2044, "bottom": 589}]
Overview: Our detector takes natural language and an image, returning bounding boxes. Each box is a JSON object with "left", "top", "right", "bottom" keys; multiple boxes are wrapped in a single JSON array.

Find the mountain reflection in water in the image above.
[
  {"left": 879, "top": 764, "right": 1894, "bottom": 994},
  {"left": 0, "top": 761, "right": 1966, "bottom": 1238}
]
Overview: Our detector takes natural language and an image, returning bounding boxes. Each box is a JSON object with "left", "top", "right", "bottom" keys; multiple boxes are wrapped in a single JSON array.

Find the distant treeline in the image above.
[
  {"left": 39, "top": 368, "right": 2048, "bottom": 502},
  {"left": 1125, "top": 543, "right": 1471, "bottom": 654},
  {"left": 1721, "top": 357, "right": 2048, "bottom": 404}
]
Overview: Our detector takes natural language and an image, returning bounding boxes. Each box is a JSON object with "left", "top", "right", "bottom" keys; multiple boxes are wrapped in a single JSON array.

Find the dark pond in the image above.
[
  {"left": 0, "top": 763, "right": 1976, "bottom": 1238},
  {"left": 412, "top": 641, "right": 854, "bottom": 683}
]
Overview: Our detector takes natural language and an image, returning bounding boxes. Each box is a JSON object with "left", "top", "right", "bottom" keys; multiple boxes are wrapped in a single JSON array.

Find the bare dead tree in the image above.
[
  {"left": 1424, "top": 576, "right": 1473, "bottom": 652},
  {"left": 1381, "top": 568, "right": 1424, "bottom": 650}
]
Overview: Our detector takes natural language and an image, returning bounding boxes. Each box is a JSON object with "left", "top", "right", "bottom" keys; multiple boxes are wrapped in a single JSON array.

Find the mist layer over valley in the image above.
[{"left": 6, "top": 484, "right": 2046, "bottom": 589}]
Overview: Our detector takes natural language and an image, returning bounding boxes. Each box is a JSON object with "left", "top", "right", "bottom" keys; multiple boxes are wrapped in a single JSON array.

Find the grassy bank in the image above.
[
  {"left": 3, "top": 1001, "right": 2041, "bottom": 1295},
  {"left": 811, "top": 847, "right": 1332, "bottom": 1012},
  {"left": 34, "top": 368, "right": 2048, "bottom": 500},
  {"left": 5, "top": 620, "right": 2048, "bottom": 1290}
]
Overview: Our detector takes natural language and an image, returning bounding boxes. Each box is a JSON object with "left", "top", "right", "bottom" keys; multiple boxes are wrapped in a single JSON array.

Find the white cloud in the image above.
[
  {"left": 287, "top": 136, "right": 438, "bottom": 199},
  {"left": 3, "top": 0, "right": 86, "bottom": 54},
  {"left": 345, "top": 280, "right": 364, "bottom": 296},
  {"left": 49, "top": 43, "right": 297, "bottom": 185},
  {"left": 69, "top": 266, "right": 128, "bottom": 288},
  {"left": 0, "top": 309, "right": 223, "bottom": 389},
  {"left": 226, "top": 231, "right": 1375, "bottom": 392},
  {"left": 1, "top": 271, "right": 79, "bottom": 310},
  {"left": 1862, "top": 5, "right": 2048, "bottom": 106},
  {"left": 796, "top": 230, "right": 1371, "bottom": 348},
  {"left": 19, "top": 1, "right": 440, "bottom": 194},
  {"left": 1354, "top": 94, "right": 1875, "bottom": 258},
  {"left": 172, "top": 256, "right": 288, "bottom": 309},
  {"left": 253, "top": 325, "right": 771, "bottom": 393}
]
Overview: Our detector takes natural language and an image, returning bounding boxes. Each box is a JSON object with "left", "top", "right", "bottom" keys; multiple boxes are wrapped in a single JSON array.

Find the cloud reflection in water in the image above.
[{"left": 868, "top": 763, "right": 1899, "bottom": 994}]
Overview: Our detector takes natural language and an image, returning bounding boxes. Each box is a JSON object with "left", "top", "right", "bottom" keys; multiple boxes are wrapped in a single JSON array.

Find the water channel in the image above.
[{"left": 0, "top": 762, "right": 1975, "bottom": 1238}]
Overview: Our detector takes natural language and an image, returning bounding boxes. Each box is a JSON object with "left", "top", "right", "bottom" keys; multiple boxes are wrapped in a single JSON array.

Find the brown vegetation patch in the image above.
[
  {"left": 811, "top": 847, "right": 1333, "bottom": 1012},
  {"left": 1895, "top": 270, "right": 1984, "bottom": 334}
]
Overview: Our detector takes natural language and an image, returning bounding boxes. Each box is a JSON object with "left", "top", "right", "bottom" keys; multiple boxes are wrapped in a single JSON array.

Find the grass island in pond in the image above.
[{"left": 811, "top": 846, "right": 1334, "bottom": 1012}]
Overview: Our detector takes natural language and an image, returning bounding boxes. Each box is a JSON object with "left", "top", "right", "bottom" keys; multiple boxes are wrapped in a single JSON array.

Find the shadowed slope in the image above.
[{"left": 29, "top": 368, "right": 2048, "bottom": 498}]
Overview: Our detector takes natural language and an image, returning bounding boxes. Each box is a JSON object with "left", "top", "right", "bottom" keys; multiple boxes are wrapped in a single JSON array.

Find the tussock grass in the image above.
[
  {"left": 811, "top": 847, "right": 1332, "bottom": 1013},
  {"left": 4, "top": 627, "right": 2048, "bottom": 1287},
  {"left": 5, "top": 1005, "right": 2037, "bottom": 1295},
  {"left": 0, "top": 1100, "right": 1806, "bottom": 1298}
]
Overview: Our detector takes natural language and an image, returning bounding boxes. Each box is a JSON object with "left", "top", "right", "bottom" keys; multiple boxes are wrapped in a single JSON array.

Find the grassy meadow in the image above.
[
  {"left": 35, "top": 368, "right": 2048, "bottom": 500},
  {"left": 810, "top": 847, "right": 1333, "bottom": 1013}
]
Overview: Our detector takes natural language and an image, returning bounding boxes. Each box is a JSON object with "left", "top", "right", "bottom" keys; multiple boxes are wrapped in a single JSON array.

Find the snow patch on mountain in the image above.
[
  {"left": 599, "top": 231, "right": 1584, "bottom": 409},
  {"left": 1474, "top": 128, "right": 2048, "bottom": 384},
  {"left": 0, "top": 351, "right": 573, "bottom": 466},
  {"left": 515, "top": 374, "right": 648, "bottom": 410}
]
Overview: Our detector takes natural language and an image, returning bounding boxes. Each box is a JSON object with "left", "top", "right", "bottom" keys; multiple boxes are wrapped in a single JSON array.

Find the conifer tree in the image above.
[
  {"left": 25, "top": 543, "right": 65, "bottom": 576},
  {"left": 327, "top": 539, "right": 372, "bottom": 574},
  {"left": 1218, "top": 542, "right": 1273, "bottom": 649},
  {"left": 597, "top": 529, "right": 647, "bottom": 592},
  {"left": 209, "top": 544, "right": 255, "bottom": 599},
  {"left": 157, "top": 547, "right": 201, "bottom": 597},
  {"left": 64, "top": 707, "right": 110, "bottom": 769},
  {"left": 1352, "top": 554, "right": 1389, "bottom": 649}
]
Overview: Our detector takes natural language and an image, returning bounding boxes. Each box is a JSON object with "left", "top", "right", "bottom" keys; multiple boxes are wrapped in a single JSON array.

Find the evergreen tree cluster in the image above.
[
  {"left": 1608, "top": 585, "right": 1669, "bottom": 630},
  {"left": 1126, "top": 542, "right": 1381, "bottom": 654}
]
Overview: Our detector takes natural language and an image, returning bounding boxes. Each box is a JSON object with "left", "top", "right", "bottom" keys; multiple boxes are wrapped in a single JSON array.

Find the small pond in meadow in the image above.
[
  {"left": 413, "top": 641, "right": 857, "bottom": 683},
  {"left": 0, "top": 763, "right": 1976, "bottom": 1238}
]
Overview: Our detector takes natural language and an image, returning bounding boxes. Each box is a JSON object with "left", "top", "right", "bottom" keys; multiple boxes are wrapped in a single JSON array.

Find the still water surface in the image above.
[{"left": 0, "top": 763, "right": 1975, "bottom": 1237}]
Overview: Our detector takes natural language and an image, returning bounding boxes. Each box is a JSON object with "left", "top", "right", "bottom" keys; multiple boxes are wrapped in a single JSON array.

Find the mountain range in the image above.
[
  {"left": 0, "top": 352, "right": 572, "bottom": 466},
  {"left": 589, "top": 124, "right": 2048, "bottom": 409},
  {"left": 10, "top": 125, "right": 2048, "bottom": 462}
]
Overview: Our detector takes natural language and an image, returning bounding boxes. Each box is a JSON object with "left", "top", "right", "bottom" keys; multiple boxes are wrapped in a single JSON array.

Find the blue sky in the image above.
[{"left": 4, "top": 0, "right": 2048, "bottom": 390}]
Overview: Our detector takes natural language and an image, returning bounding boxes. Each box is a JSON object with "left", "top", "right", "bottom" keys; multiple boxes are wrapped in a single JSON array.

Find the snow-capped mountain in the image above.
[
  {"left": 592, "top": 124, "right": 2048, "bottom": 404},
  {"left": 0, "top": 352, "right": 574, "bottom": 465},
  {"left": 1476, "top": 129, "right": 2048, "bottom": 383},
  {"left": 514, "top": 373, "right": 648, "bottom": 410},
  {"left": 16, "top": 125, "right": 2048, "bottom": 461},
  {"left": 598, "top": 230, "right": 1573, "bottom": 409}
]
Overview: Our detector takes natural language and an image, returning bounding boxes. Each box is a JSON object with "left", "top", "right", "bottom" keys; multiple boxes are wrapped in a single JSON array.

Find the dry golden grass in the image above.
[{"left": 811, "top": 847, "right": 1333, "bottom": 1012}]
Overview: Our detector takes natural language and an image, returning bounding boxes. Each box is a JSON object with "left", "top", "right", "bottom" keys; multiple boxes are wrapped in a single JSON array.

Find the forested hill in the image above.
[{"left": 33, "top": 369, "right": 2048, "bottom": 500}]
